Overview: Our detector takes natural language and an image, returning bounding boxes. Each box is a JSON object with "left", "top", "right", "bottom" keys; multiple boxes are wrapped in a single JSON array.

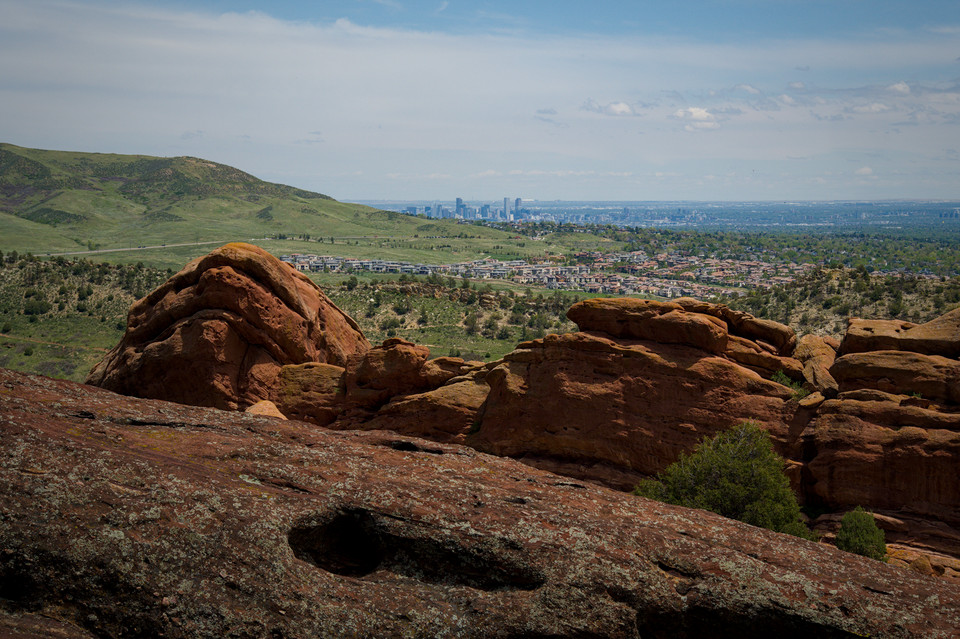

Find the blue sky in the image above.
[{"left": 1, "top": 0, "right": 959, "bottom": 201}]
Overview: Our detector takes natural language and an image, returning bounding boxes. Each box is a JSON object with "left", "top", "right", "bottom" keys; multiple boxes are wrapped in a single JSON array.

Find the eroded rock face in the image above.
[
  {"left": 807, "top": 392, "right": 960, "bottom": 559},
  {"left": 470, "top": 332, "right": 796, "bottom": 490},
  {"left": 567, "top": 297, "right": 801, "bottom": 378},
  {"left": 1, "top": 367, "right": 958, "bottom": 638},
  {"left": 830, "top": 350, "right": 960, "bottom": 404},
  {"left": 794, "top": 334, "right": 839, "bottom": 398},
  {"left": 566, "top": 298, "right": 729, "bottom": 353},
  {"left": 840, "top": 307, "right": 960, "bottom": 357},
  {"left": 85, "top": 243, "right": 370, "bottom": 410}
]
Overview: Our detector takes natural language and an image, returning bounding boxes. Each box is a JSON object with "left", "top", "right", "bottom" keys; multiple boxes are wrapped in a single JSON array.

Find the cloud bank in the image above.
[{"left": 1, "top": 0, "right": 958, "bottom": 200}]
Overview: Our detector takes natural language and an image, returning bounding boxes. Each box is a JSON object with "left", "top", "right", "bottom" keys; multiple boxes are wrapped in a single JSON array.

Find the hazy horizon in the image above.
[{"left": 2, "top": 0, "right": 959, "bottom": 202}]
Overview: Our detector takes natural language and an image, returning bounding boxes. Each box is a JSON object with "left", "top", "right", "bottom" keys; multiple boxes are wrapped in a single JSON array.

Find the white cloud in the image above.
[
  {"left": 581, "top": 99, "right": 641, "bottom": 116},
  {"left": 888, "top": 81, "right": 911, "bottom": 94},
  {"left": 855, "top": 166, "right": 874, "bottom": 176},
  {"left": 672, "top": 107, "right": 719, "bottom": 131}
]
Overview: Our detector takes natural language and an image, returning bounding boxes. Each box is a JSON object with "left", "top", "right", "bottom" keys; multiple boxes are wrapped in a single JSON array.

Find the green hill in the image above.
[{"left": 0, "top": 143, "right": 513, "bottom": 260}]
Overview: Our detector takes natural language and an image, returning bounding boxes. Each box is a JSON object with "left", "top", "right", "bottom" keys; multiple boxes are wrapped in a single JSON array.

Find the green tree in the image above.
[
  {"left": 835, "top": 506, "right": 886, "bottom": 561},
  {"left": 635, "top": 422, "right": 815, "bottom": 539}
]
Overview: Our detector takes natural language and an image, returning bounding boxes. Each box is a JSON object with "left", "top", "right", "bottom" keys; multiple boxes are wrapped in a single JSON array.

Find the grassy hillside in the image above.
[
  {"left": 0, "top": 255, "right": 171, "bottom": 380},
  {"left": 0, "top": 143, "right": 520, "bottom": 260}
]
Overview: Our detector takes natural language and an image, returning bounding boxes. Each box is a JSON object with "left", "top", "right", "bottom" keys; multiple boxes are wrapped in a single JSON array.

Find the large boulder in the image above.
[
  {"left": 839, "top": 307, "right": 960, "bottom": 357},
  {"left": 674, "top": 297, "right": 797, "bottom": 356},
  {"left": 85, "top": 243, "right": 370, "bottom": 410},
  {"left": 2, "top": 367, "right": 958, "bottom": 638},
  {"left": 566, "top": 298, "right": 729, "bottom": 354}
]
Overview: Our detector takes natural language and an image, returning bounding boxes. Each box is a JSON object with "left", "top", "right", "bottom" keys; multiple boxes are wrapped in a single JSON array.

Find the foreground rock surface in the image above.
[
  {"left": 2, "top": 367, "right": 959, "bottom": 638},
  {"left": 86, "top": 242, "right": 370, "bottom": 410}
]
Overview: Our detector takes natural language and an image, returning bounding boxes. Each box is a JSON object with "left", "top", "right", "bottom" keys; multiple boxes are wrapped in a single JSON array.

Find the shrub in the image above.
[
  {"left": 771, "top": 370, "right": 809, "bottom": 400},
  {"left": 23, "top": 299, "right": 52, "bottom": 316},
  {"left": 635, "top": 422, "right": 816, "bottom": 539},
  {"left": 835, "top": 506, "right": 886, "bottom": 561},
  {"left": 379, "top": 317, "right": 401, "bottom": 331}
]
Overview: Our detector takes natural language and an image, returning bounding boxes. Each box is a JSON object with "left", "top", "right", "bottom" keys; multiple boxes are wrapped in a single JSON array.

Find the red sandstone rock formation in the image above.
[
  {"left": 839, "top": 307, "right": 960, "bottom": 357},
  {"left": 794, "top": 334, "right": 839, "bottom": 398},
  {"left": 830, "top": 350, "right": 960, "bottom": 403},
  {"left": 83, "top": 246, "right": 960, "bottom": 581},
  {"left": 470, "top": 331, "right": 796, "bottom": 490},
  {"left": 2, "top": 367, "right": 958, "bottom": 638},
  {"left": 86, "top": 243, "right": 370, "bottom": 410}
]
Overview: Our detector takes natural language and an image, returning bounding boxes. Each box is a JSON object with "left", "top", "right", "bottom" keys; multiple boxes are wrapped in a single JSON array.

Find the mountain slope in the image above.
[{"left": 0, "top": 143, "right": 498, "bottom": 254}]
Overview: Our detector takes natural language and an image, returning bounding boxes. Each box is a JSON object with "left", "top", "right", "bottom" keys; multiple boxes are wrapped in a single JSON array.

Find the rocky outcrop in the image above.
[
  {"left": 83, "top": 246, "right": 960, "bottom": 581},
  {"left": 808, "top": 310, "right": 960, "bottom": 575},
  {"left": 830, "top": 350, "right": 960, "bottom": 404},
  {"left": 266, "top": 338, "right": 486, "bottom": 442},
  {"left": 567, "top": 297, "right": 801, "bottom": 379},
  {"left": 85, "top": 243, "right": 370, "bottom": 410},
  {"left": 839, "top": 307, "right": 960, "bottom": 357},
  {"left": 794, "top": 334, "right": 839, "bottom": 398},
  {"left": 2, "top": 367, "right": 959, "bottom": 638},
  {"left": 470, "top": 331, "right": 796, "bottom": 490},
  {"left": 806, "top": 391, "right": 960, "bottom": 567},
  {"left": 566, "top": 298, "right": 729, "bottom": 353}
]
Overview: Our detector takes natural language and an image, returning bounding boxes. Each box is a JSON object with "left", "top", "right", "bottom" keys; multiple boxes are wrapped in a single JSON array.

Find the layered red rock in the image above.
[
  {"left": 673, "top": 296, "right": 798, "bottom": 356},
  {"left": 566, "top": 298, "right": 729, "bottom": 353},
  {"left": 806, "top": 391, "right": 960, "bottom": 560},
  {"left": 470, "top": 331, "right": 796, "bottom": 490},
  {"left": 840, "top": 307, "right": 960, "bottom": 357},
  {"left": 2, "top": 367, "right": 958, "bottom": 638},
  {"left": 794, "top": 334, "right": 839, "bottom": 398},
  {"left": 85, "top": 243, "right": 370, "bottom": 410},
  {"left": 830, "top": 350, "right": 960, "bottom": 404},
  {"left": 567, "top": 298, "right": 801, "bottom": 378}
]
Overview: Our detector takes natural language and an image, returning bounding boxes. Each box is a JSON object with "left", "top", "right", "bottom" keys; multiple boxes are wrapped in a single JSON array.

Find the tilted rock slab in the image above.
[
  {"left": 86, "top": 243, "right": 370, "bottom": 410},
  {"left": 1, "top": 368, "right": 958, "bottom": 638}
]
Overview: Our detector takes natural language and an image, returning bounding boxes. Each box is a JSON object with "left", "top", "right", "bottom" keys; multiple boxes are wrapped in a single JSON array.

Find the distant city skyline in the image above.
[{"left": 2, "top": 1, "right": 959, "bottom": 201}]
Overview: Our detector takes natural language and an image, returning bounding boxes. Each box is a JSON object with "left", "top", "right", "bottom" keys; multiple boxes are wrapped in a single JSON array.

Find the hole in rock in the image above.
[
  {"left": 288, "top": 509, "right": 384, "bottom": 577},
  {"left": 385, "top": 440, "right": 444, "bottom": 455},
  {"left": 288, "top": 508, "right": 545, "bottom": 591}
]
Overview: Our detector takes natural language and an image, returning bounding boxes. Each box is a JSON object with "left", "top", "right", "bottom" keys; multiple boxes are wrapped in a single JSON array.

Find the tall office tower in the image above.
[
  {"left": 480, "top": 204, "right": 491, "bottom": 219},
  {"left": 514, "top": 198, "right": 521, "bottom": 215},
  {"left": 456, "top": 197, "right": 464, "bottom": 217},
  {"left": 424, "top": 205, "right": 432, "bottom": 218},
  {"left": 503, "top": 197, "right": 509, "bottom": 219}
]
